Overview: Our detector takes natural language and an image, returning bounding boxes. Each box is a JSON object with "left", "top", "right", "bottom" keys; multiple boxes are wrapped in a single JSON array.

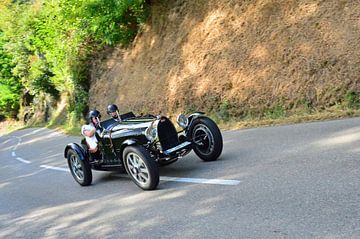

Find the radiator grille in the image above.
[{"left": 157, "top": 117, "right": 179, "bottom": 151}]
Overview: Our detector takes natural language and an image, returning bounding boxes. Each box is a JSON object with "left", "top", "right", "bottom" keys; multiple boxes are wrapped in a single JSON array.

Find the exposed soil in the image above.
[{"left": 89, "top": 0, "right": 360, "bottom": 119}]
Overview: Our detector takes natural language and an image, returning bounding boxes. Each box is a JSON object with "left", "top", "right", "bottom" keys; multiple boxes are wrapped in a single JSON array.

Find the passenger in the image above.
[
  {"left": 81, "top": 110, "right": 102, "bottom": 153},
  {"left": 107, "top": 104, "right": 121, "bottom": 122}
]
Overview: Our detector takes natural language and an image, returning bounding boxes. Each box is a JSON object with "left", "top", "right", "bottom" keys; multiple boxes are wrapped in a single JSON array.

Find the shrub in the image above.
[{"left": 0, "top": 0, "right": 149, "bottom": 120}]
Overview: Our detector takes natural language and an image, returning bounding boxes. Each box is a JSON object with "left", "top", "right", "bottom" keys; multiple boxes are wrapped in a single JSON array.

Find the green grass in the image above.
[{"left": 264, "top": 105, "right": 287, "bottom": 120}]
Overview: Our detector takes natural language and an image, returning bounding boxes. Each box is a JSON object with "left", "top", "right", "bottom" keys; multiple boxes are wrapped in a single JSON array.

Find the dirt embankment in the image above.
[{"left": 89, "top": 0, "right": 360, "bottom": 119}]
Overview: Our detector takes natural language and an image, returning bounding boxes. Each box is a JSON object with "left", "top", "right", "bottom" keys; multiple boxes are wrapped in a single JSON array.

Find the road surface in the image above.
[{"left": 0, "top": 118, "right": 359, "bottom": 238}]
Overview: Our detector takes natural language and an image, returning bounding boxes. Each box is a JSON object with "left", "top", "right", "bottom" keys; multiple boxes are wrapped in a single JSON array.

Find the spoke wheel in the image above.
[
  {"left": 123, "top": 145, "right": 159, "bottom": 190},
  {"left": 67, "top": 149, "right": 92, "bottom": 186},
  {"left": 189, "top": 117, "right": 223, "bottom": 161},
  {"left": 126, "top": 152, "right": 150, "bottom": 185},
  {"left": 193, "top": 124, "right": 215, "bottom": 155},
  {"left": 70, "top": 154, "right": 84, "bottom": 181}
]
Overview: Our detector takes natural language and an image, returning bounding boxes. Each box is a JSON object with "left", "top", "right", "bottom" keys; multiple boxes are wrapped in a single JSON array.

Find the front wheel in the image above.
[
  {"left": 123, "top": 145, "right": 159, "bottom": 190},
  {"left": 67, "top": 149, "right": 92, "bottom": 186},
  {"left": 189, "top": 117, "right": 223, "bottom": 161}
]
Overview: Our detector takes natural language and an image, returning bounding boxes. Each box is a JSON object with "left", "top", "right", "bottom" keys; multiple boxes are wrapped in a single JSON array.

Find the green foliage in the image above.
[
  {"left": 0, "top": 0, "right": 149, "bottom": 120},
  {"left": 28, "top": 55, "right": 59, "bottom": 98},
  {"left": 344, "top": 91, "right": 360, "bottom": 109},
  {"left": 264, "top": 105, "right": 287, "bottom": 119},
  {"left": 62, "top": 0, "right": 148, "bottom": 46},
  {"left": 0, "top": 30, "right": 21, "bottom": 118},
  {"left": 217, "top": 99, "right": 230, "bottom": 120},
  {"left": 0, "top": 84, "right": 19, "bottom": 117}
]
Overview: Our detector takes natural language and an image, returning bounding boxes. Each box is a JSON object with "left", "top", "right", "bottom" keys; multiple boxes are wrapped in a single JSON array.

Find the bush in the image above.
[
  {"left": 0, "top": 0, "right": 149, "bottom": 121},
  {"left": 344, "top": 91, "right": 360, "bottom": 109},
  {"left": 0, "top": 31, "right": 21, "bottom": 118}
]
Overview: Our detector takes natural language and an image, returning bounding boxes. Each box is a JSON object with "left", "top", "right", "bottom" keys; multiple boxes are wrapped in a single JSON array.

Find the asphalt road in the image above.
[{"left": 0, "top": 118, "right": 359, "bottom": 239}]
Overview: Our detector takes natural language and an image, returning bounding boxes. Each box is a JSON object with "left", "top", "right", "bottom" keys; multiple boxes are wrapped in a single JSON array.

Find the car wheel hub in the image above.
[
  {"left": 193, "top": 124, "right": 215, "bottom": 155},
  {"left": 127, "top": 152, "right": 149, "bottom": 185},
  {"left": 70, "top": 155, "right": 84, "bottom": 181}
]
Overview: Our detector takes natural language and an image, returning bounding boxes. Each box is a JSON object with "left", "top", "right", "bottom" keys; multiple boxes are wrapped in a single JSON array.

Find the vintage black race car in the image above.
[{"left": 64, "top": 112, "right": 223, "bottom": 190}]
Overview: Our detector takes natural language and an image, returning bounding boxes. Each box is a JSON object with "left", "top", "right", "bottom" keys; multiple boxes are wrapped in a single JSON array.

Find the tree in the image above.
[{"left": 0, "top": 31, "right": 21, "bottom": 118}]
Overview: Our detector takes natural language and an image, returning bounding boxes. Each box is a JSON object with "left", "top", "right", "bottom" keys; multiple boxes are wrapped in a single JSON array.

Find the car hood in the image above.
[{"left": 110, "top": 118, "right": 155, "bottom": 132}]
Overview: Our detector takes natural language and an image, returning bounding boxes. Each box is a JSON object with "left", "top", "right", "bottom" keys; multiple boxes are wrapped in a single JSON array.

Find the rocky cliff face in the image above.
[{"left": 89, "top": 0, "right": 360, "bottom": 119}]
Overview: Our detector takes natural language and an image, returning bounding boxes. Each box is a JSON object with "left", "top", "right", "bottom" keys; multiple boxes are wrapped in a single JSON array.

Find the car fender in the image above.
[
  {"left": 186, "top": 112, "right": 206, "bottom": 134},
  {"left": 188, "top": 112, "right": 205, "bottom": 122},
  {"left": 64, "top": 143, "right": 88, "bottom": 161},
  {"left": 119, "top": 139, "right": 139, "bottom": 156}
]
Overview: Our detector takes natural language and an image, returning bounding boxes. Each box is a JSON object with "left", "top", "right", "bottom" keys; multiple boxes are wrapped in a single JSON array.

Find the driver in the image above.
[
  {"left": 107, "top": 104, "right": 121, "bottom": 121},
  {"left": 81, "top": 110, "right": 102, "bottom": 153}
]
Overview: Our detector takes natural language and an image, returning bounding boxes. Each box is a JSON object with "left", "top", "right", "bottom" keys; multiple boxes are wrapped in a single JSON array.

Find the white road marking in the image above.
[
  {"left": 40, "top": 165, "right": 70, "bottom": 172},
  {"left": 39, "top": 167, "right": 240, "bottom": 186},
  {"left": 2, "top": 139, "right": 11, "bottom": 144},
  {"left": 160, "top": 176, "right": 241, "bottom": 185},
  {"left": 33, "top": 128, "right": 46, "bottom": 134},
  {"left": 11, "top": 136, "right": 22, "bottom": 151},
  {"left": 114, "top": 174, "right": 240, "bottom": 186},
  {"left": 15, "top": 157, "right": 31, "bottom": 164},
  {"left": 11, "top": 152, "right": 16, "bottom": 157}
]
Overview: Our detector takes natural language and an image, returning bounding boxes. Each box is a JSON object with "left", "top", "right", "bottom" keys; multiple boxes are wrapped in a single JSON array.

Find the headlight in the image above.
[
  {"left": 145, "top": 121, "right": 158, "bottom": 142},
  {"left": 177, "top": 114, "right": 189, "bottom": 129}
]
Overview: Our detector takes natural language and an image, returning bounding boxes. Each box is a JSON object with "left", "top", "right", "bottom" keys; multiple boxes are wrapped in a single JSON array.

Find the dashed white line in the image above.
[
  {"left": 40, "top": 165, "right": 70, "bottom": 172},
  {"left": 12, "top": 136, "right": 22, "bottom": 151},
  {"left": 15, "top": 157, "right": 31, "bottom": 164},
  {"left": 10, "top": 136, "right": 30, "bottom": 164}
]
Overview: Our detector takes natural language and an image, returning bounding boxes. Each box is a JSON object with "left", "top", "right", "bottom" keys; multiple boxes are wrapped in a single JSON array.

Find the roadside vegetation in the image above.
[{"left": 0, "top": 0, "right": 148, "bottom": 133}]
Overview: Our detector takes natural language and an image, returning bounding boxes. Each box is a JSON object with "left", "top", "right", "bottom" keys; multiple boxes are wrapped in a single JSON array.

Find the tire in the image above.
[
  {"left": 67, "top": 149, "right": 92, "bottom": 186},
  {"left": 189, "top": 117, "right": 223, "bottom": 161},
  {"left": 123, "top": 145, "right": 159, "bottom": 190}
]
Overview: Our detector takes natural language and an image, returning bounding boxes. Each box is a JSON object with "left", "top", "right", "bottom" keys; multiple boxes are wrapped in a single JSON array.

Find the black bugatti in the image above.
[{"left": 64, "top": 112, "right": 223, "bottom": 190}]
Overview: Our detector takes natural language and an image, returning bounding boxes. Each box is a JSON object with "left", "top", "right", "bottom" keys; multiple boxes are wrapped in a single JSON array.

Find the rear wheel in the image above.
[
  {"left": 190, "top": 117, "right": 223, "bottom": 161},
  {"left": 67, "top": 149, "right": 92, "bottom": 186},
  {"left": 123, "top": 145, "right": 159, "bottom": 190}
]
